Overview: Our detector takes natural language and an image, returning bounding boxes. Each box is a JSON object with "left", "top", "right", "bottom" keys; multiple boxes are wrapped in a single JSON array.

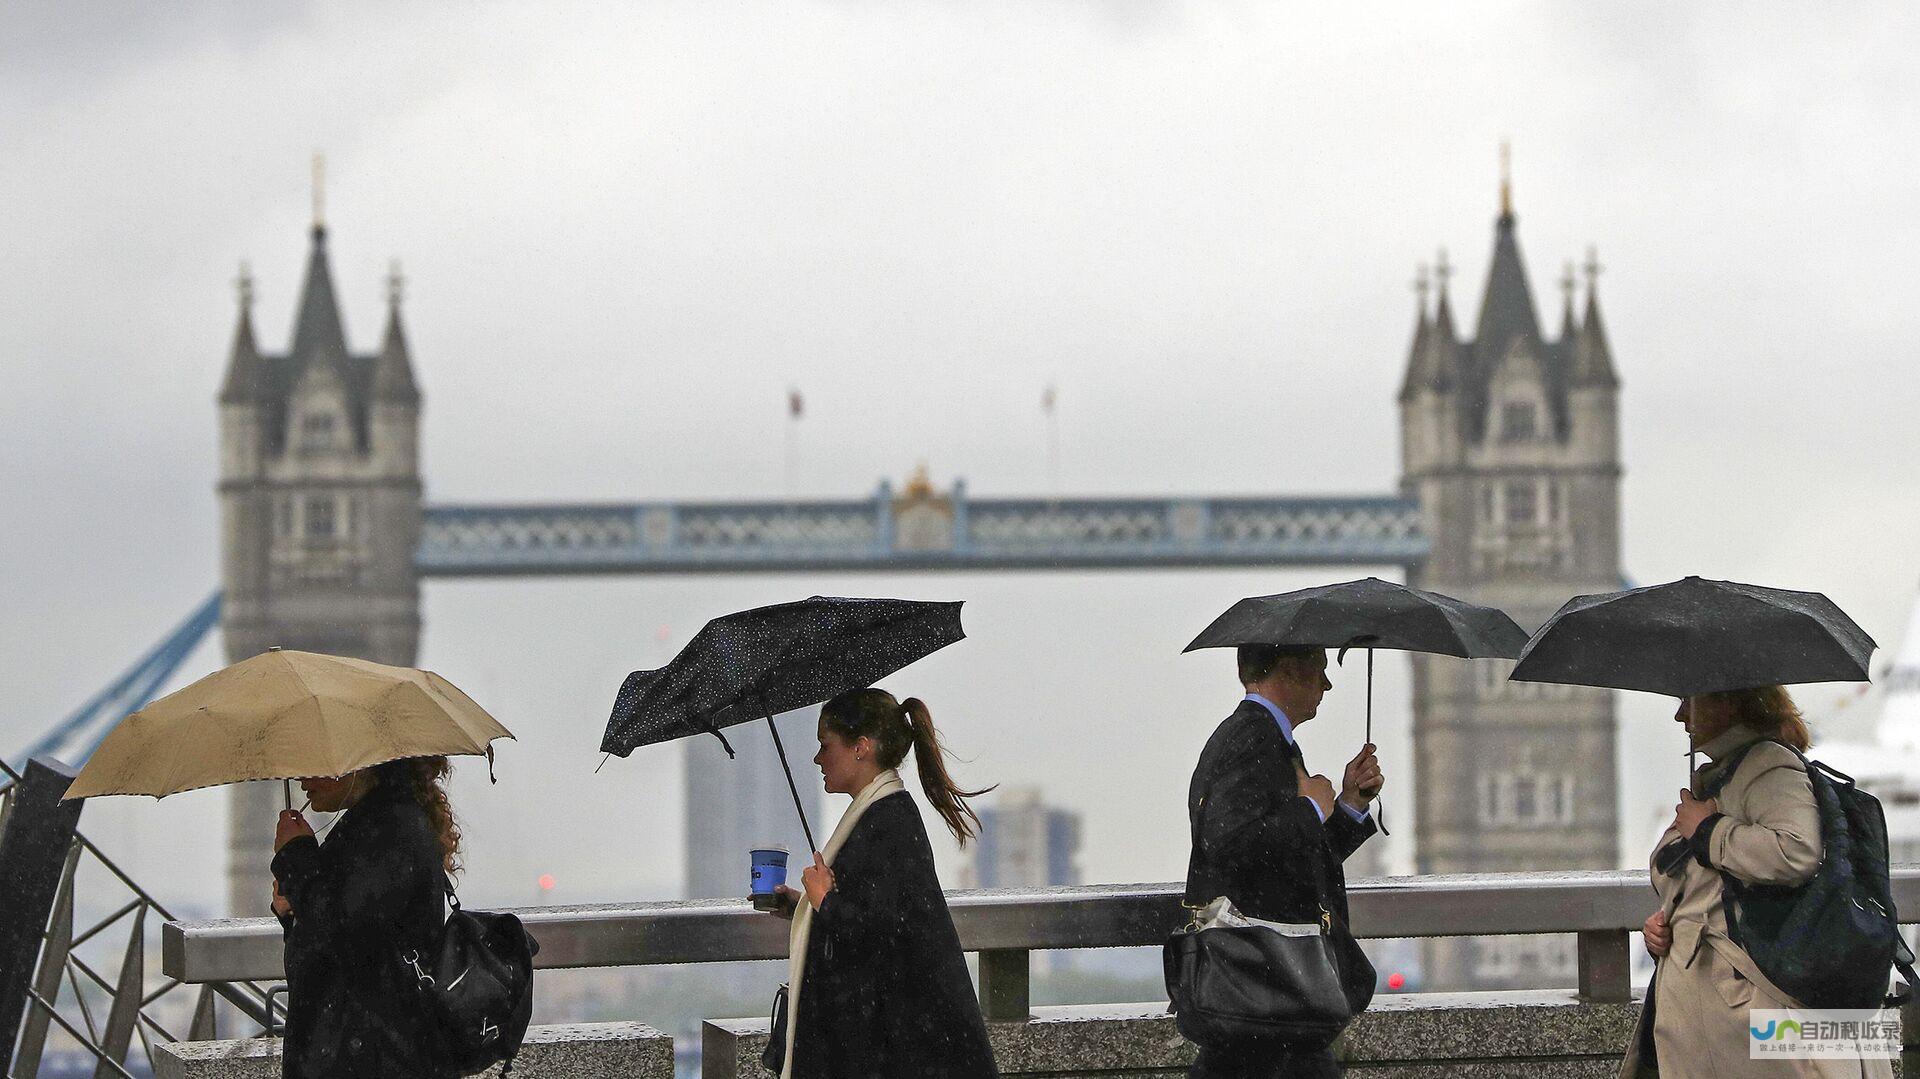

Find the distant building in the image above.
[
  {"left": 965, "top": 786, "right": 1082, "bottom": 889},
  {"left": 1398, "top": 164, "right": 1622, "bottom": 990},
  {"left": 217, "top": 213, "right": 423, "bottom": 916},
  {"left": 683, "top": 709, "right": 820, "bottom": 901}
]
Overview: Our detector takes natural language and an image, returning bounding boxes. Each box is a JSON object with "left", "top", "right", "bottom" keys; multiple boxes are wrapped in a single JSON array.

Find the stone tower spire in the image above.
[
  {"left": 218, "top": 264, "right": 266, "bottom": 406},
  {"left": 1571, "top": 249, "right": 1618, "bottom": 388},
  {"left": 290, "top": 224, "right": 349, "bottom": 369},
  {"left": 373, "top": 261, "right": 421, "bottom": 404},
  {"left": 1399, "top": 173, "right": 1622, "bottom": 991},
  {"left": 218, "top": 210, "right": 423, "bottom": 916}
]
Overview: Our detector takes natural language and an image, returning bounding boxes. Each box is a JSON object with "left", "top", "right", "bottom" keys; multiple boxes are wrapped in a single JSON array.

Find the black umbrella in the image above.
[
  {"left": 603, "top": 596, "right": 966, "bottom": 851},
  {"left": 1184, "top": 576, "right": 1529, "bottom": 743},
  {"left": 1510, "top": 576, "right": 1876, "bottom": 783},
  {"left": 1510, "top": 576, "right": 1875, "bottom": 696}
]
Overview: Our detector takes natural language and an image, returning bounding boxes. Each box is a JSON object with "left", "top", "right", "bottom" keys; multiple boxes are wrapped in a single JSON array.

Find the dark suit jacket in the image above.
[{"left": 1182, "top": 699, "right": 1375, "bottom": 928}]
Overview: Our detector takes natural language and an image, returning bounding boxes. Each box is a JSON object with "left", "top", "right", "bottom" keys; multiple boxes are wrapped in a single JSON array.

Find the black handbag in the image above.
[
  {"left": 1163, "top": 896, "right": 1365, "bottom": 1050},
  {"left": 403, "top": 878, "right": 541, "bottom": 1077},
  {"left": 761, "top": 983, "right": 790, "bottom": 1074}
]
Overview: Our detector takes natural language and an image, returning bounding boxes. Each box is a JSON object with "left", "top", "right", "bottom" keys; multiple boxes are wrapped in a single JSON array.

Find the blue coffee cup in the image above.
[{"left": 750, "top": 846, "right": 789, "bottom": 909}]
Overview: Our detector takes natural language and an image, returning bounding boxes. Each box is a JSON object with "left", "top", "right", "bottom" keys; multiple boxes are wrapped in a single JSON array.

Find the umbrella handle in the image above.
[
  {"left": 1365, "top": 649, "right": 1373, "bottom": 747},
  {"left": 765, "top": 714, "right": 820, "bottom": 854}
]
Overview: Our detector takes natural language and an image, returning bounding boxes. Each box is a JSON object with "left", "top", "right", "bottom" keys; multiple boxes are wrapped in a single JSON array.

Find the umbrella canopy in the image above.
[
  {"left": 1183, "top": 577, "right": 1528, "bottom": 659},
  {"left": 63, "top": 649, "right": 513, "bottom": 800},
  {"left": 1510, "top": 576, "right": 1876, "bottom": 697},
  {"left": 602, "top": 596, "right": 965, "bottom": 756}
]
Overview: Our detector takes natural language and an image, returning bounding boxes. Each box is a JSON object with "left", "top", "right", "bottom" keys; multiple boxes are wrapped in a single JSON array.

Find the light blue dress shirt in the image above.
[{"left": 1243, "top": 693, "right": 1370, "bottom": 825}]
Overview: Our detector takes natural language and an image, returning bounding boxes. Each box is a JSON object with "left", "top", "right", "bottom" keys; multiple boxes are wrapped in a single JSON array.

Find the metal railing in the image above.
[
  {"left": 2, "top": 759, "right": 286, "bottom": 1079},
  {"left": 167, "top": 867, "right": 1920, "bottom": 1025}
]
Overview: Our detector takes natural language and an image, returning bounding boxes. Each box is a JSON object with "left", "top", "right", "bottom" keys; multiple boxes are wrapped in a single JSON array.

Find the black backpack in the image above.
[
  {"left": 402, "top": 881, "right": 541, "bottom": 1076},
  {"left": 1706, "top": 741, "right": 1915, "bottom": 1009}
]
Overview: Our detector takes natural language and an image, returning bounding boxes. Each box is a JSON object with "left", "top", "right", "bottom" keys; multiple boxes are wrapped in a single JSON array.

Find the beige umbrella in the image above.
[{"left": 63, "top": 648, "right": 513, "bottom": 801}]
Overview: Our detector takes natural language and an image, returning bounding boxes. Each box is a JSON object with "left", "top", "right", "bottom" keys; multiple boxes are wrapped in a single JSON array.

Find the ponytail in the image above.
[
  {"left": 899, "top": 698, "right": 995, "bottom": 847},
  {"left": 820, "top": 688, "right": 997, "bottom": 847}
]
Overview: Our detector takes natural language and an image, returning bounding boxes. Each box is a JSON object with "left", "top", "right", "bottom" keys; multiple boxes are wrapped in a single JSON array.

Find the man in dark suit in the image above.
[{"left": 1181, "top": 643, "right": 1384, "bottom": 1078}]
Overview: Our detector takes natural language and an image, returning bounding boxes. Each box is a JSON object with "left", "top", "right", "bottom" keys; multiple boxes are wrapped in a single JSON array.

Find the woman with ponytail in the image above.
[
  {"left": 765, "top": 687, "right": 1000, "bottom": 1078},
  {"left": 270, "top": 757, "right": 461, "bottom": 1078}
]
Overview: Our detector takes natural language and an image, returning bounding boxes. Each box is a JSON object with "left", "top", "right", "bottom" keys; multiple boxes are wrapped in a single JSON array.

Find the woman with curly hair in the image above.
[{"left": 270, "top": 756, "right": 462, "bottom": 1079}]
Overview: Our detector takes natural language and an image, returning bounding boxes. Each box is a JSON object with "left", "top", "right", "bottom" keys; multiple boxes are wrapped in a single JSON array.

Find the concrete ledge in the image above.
[
  {"left": 154, "top": 1021, "right": 674, "bottom": 1079},
  {"left": 704, "top": 993, "right": 1645, "bottom": 1078}
]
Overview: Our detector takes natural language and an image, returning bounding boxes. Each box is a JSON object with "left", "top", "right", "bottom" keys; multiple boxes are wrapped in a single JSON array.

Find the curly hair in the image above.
[{"left": 372, "top": 755, "right": 463, "bottom": 874}]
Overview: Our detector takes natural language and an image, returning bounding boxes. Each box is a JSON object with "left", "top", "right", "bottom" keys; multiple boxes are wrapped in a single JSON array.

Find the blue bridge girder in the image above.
[{"left": 415, "top": 491, "right": 1429, "bottom": 577}]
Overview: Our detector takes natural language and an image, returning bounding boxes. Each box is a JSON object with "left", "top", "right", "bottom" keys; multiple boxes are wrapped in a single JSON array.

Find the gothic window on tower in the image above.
[
  {"left": 303, "top": 495, "right": 337, "bottom": 540},
  {"left": 274, "top": 496, "right": 293, "bottom": 538},
  {"left": 1502, "top": 480, "right": 1539, "bottom": 525},
  {"left": 1499, "top": 401, "right": 1538, "bottom": 443},
  {"left": 299, "top": 412, "right": 338, "bottom": 452},
  {"left": 1478, "top": 770, "right": 1577, "bottom": 828},
  {"left": 1477, "top": 484, "right": 1496, "bottom": 525}
]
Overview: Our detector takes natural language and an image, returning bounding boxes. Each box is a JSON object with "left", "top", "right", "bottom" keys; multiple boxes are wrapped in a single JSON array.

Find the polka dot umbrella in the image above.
[{"left": 602, "top": 596, "right": 966, "bottom": 851}]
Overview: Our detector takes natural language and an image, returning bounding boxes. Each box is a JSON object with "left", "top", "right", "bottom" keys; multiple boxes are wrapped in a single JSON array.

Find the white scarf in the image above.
[{"left": 780, "top": 768, "right": 905, "bottom": 1079}]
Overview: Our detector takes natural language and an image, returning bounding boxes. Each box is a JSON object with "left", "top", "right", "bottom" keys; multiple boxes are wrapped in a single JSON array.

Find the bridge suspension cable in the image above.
[{"left": 11, "top": 592, "right": 222, "bottom": 768}]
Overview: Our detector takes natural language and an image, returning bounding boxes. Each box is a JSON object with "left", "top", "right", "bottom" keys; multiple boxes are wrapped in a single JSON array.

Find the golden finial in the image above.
[
  {"left": 1499, "top": 140, "right": 1513, "bottom": 217},
  {"left": 386, "top": 259, "right": 405, "bottom": 308},
  {"left": 311, "top": 152, "right": 326, "bottom": 230},
  {"left": 1433, "top": 247, "right": 1453, "bottom": 296},
  {"left": 1412, "top": 262, "right": 1430, "bottom": 309},
  {"left": 1583, "top": 245, "right": 1604, "bottom": 291},
  {"left": 1560, "top": 260, "right": 1577, "bottom": 306},
  {"left": 235, "top": 261, "right": 254, "bottom": 309},
  {"left": 903, "top": 462, "right": 935, "bottom": 500}
]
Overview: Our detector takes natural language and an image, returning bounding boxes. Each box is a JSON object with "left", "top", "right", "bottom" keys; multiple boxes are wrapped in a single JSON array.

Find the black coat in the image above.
[
  {"left": 271, "top": 780, "right": 451, "bottom": 1079},
  {"left": 791, "top": 789, "right": 999, "bottom": 1079},
  {"left": 1180, "top": 700, "right": 1377, "bottom": 1076},
  {"left": 1182, "top": 699, "right": 1375, "bottom": 926}
]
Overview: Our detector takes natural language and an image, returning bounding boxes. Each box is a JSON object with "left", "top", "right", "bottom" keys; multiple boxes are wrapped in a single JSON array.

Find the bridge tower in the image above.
[
  {"left": 1397, "top": 167, "right": 1622, "bottom": 989},
  {"left": 216, "top": 214, "right": 423, "bottom": 914}
]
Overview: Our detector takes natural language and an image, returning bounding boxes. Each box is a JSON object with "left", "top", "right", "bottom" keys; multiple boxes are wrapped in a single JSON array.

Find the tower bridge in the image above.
[{"left": 31, "top": 169, "right": 1622, "bottom": 993}]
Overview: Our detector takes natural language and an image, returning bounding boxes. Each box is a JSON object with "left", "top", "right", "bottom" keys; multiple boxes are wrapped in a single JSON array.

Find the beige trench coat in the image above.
[{"left": 1620, "top": 729, "right": 1893, "bottom": 1078}]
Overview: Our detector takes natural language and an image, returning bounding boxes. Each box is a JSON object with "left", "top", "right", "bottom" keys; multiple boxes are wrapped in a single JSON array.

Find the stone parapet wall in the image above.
[
  {"left": 706, "top": 992, "right": 1642, "bottom": 1078},
  {"left": 153, "top": 1021, "right": 673, "bottom": 1079}
]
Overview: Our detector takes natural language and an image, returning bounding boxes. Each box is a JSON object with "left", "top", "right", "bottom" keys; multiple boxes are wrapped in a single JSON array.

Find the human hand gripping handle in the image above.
[
  {"left": 1672, "top": 789, "right": 1719, "bottom": 839},
  {"left": 274, "top": 809, "right": 314, "bottom": 853},
  {"left": 1341, "top": 743, "right": 1384, "bottom": 812},
  {"left": 801, "top": 851, "right": 834, "bottom": 911}
]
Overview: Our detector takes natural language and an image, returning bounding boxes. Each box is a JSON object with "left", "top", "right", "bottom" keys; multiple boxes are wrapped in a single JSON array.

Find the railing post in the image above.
[
  {"left": 0, "top": 757, "right": 84, "bottom": 1076},
  {"left": 1575, "top": 929, "right": 1631, "bottom": 1003},
  {"left": 977, "top": 948, "right": 1030, "bottom": 1023}
]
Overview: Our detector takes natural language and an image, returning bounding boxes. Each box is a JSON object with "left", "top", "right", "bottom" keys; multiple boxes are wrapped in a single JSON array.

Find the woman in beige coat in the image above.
[{"left": 1620, "top": 687, "right": 1892, "bottom": 1078}]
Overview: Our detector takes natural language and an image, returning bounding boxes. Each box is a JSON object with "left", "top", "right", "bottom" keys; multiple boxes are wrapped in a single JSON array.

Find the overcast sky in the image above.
[{"left": 3, "top": 1, "right": 1917, "bottom": 915}]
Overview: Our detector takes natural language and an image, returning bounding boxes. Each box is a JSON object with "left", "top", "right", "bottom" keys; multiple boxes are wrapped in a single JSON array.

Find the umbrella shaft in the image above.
[{"left": 765, "top": 714, "right": 819, "bottom": 854}]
